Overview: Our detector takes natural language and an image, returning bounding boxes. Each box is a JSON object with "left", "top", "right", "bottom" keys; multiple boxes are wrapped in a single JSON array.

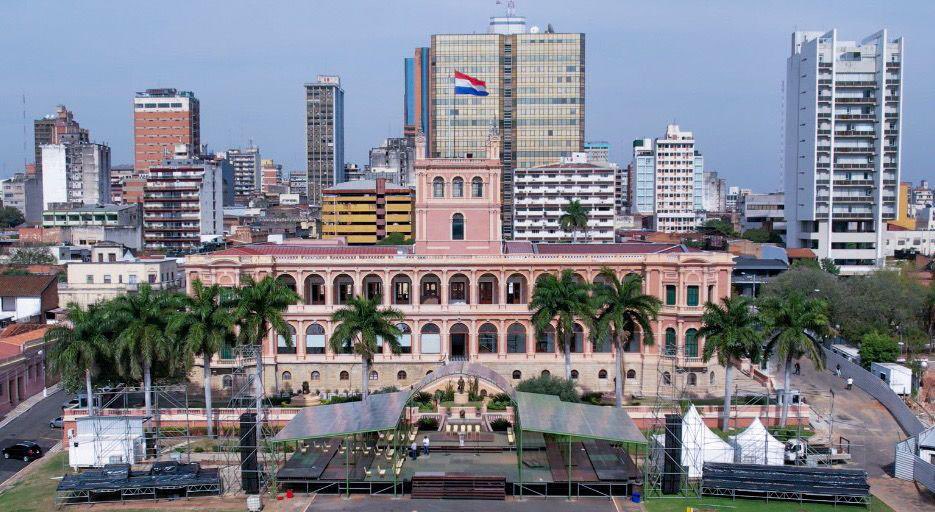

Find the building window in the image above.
[
  {"left": 471, "top": 177, "right": 483, "bottom": 197},
  {"left": 420, "top": 323, "right": 441, "bottom": 354},
  {"left": 369, "top": 371, "right": 378, "bottom": 381},
  {"left": 306, "top": 324, "right": 326, "bottom": 354},
  {"left": 626, "top": 369, "right": 637, "bottom": 379},
  {"left": 664, "top": 328, "right": 676, "bottom": 356},
  {"left": 452, "top": 177, "right": 464, "bottom": 197},
  {"left": 396, "top": 323, "right": 412, "bottom": 354},
  {"left": 507, "top": 323, "right": 526, "bottom": 353},
  {"left": 392, "top": 275, "right": 411, "bottom": 305},
  {"left": 282, "top": 371, "right": 292, "bottom": 381},
  {"left": 710, "top": 371, "right": 716, "bottom": 385},
  {"left": 662, "top": 371, "right": 672, "bottom": 385},
  {"left": 536, "top": 326, "right": 555, "bottom": 353},
  {"left": 541, "top": 370, "right": 551, "bottom": 378},
  {"left": 103, "top": 274, "right": 112, "bottom": 284},
  {"left": 452, "top": 213, "right": 465, "bottom": 240},
  {"left": 687, "top": 286, "right": 699, "bottom": 306},
  {"left": 339, "top": 371, "right": 349, "bottom": 381},
  {"left": 305, "top": 275, "right": 326, "bottom": 305},
  {"left": 1, "top": 297, "right": 14, "bottom": 312},
  {"left": 598, "top": 369, "right": 608, "bottom": 379},
  {"left": 506, "top": 274, "right": 527, "bottom": 304},
  {"left": 570, "top": 369, "right": 579, "bottom": 380},
  {"left": 665, "top": 285, "right": 676, "bottom": 306},
  {"left": 222, "top": 375, "right": 233, "bottom": 388},
  {"left": 685, "top": 329, "right": 698, "bottom": 358},
  {"left": 311, "top": 371, "right": 320, "bottom": 381},
  {"left": 478, "top": 323, "right": 497, "bottom": 353},
  {"left": 512, "top": 370, "right": 522, "bottom": 380},
  {"left": 86, "top": 275, "right": 94, "bottom": 284},
  {"left": 433, "top": 177, "right": 444, "bottom": 197},
  {"left": 277, "top": 325, "right": 297, "bottom": 355},
  {"left": 397, "top": 370, "right": 407, "bottom": 381},
  {"left": 687, "top": 373, "right": 697, "bottom": 386}
]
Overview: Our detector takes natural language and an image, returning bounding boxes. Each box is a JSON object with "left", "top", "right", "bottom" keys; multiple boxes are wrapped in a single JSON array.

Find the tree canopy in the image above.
[
  {"left": 0, "top": 206, "right": 25, "bottom": 228},
  {"left": 857, "top": 331, "right": 899, "bottom": 369},
  {"left": 8, "top": 246, "right": 56, "bottom": 265},
  {"left": 515, "top": 374, "right": 580, "bottom": 403}
]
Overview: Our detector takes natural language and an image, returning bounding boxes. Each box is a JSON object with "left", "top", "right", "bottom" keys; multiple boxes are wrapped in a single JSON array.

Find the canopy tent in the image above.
[
  {"left": 729, "top": 416, "right": 784, "bottom": 465},
  {"left": 273, "top": 390, "right": 410, "bottom": 441},
  {"left": 652, "top": 405, "right": 734, "bottom": 478},
  {"left": 514, "top": 392, "right": 646, "bottom": 444}
]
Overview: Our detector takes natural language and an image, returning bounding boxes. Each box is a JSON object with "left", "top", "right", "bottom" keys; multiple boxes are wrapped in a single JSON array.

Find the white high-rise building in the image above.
[
  {"left": 785, "top": 30, "right": 904, "bottom": 274},
  {"left": 41, "top": 142, "right": 111, "bottom": 209},
  {"left": 513, "top": 153, "right": 615, "bottom": 243},
  {"left": 630, "top": 125, "right": 703, "bottom": 233}
]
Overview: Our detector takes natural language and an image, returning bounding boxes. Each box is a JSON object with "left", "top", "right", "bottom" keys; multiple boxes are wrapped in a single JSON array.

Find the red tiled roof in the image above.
[
  {"left": 533, "top": 243, "right": 687, "bottom": 255},
  {"left": 0, "top": 326, "right": 49, "bottom": 348},
  {"left": 785, "top": 248, "right": 817, "bottom": 259},
  {"left": 0, "top": 343, "right": 20, "bottom": 360},
  {"left": 503, "top": 241, "right": 535, "bottom": 254},
  {"left": 0, "top": 274, "right": 57, "bottom": 297},
  {"left": 0, "top": 323, "right": 45, "bottom": 338},
  {"left": 208, "top": 244, "right": 410, "bottom": 257}
]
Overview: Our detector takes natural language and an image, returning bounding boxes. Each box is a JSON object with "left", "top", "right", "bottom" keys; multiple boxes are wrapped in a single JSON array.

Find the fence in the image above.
[{"left": 821, "top": 346, "right": 924, "bottom": 437}]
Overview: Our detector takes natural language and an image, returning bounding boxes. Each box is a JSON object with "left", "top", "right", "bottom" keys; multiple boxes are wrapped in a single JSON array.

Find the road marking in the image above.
[{"left": 611, "top": 495, "right": 622, "bottom": 512}]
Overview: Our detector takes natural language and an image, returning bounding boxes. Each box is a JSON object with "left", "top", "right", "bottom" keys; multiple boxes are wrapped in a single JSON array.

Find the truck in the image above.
[{"left": 784, "top": 437, "right": 852, "bottom": 465}]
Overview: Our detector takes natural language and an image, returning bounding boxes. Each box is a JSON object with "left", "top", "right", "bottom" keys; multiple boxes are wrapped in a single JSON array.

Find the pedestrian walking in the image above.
[
  {"left": 846, "top": 377, "right": 853, "bottom": 390},
  {"left": 410, "top": 441, "right": 418, "bottom": 460},
  {"left": 794, "top": 362, "right": 801, "bottom": 375},
  {"left": 422, "top": 435, "right": 430, "bottom": 456}
]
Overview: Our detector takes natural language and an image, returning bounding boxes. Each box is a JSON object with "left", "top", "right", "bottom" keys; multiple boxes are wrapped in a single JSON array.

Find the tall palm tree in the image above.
[
  {"left": 759, "top": 292, "right": 832, "bottom": 426},
  {"left": 559, "top": 200, "right": 589, "bottom": 243},
  {"left": 169, "top": 280, "right": 235, "bottom": 437},
  {"left": 592, "top": 269, "right": 661, "bottom": 407},
  {"left": 45, "top": 303, "right": 111, "bottom": 415},
  {"left": 697, "top": 296, "right": 760, "bottom": 431},
  {"left": 531, "top": 270, "right": 591, "bottom": 380},
  {"left": 109, "top": 284, "right": 184, "bottom": 417},
  {"left": 232, "top": 276, "right": 299, "bottom": 416},
  {"left": 329, "top": 296, "right": 404, "bottom": 401}
]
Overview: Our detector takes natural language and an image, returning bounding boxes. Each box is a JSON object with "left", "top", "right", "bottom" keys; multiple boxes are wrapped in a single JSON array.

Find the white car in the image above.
[{"left": 49, "top": 417, "right": 64, "bottom": 429}]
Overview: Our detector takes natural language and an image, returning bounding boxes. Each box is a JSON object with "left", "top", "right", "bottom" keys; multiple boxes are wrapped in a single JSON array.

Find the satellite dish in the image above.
[{"left": 530, "top": 26, "right": 540, "bottom": 33}]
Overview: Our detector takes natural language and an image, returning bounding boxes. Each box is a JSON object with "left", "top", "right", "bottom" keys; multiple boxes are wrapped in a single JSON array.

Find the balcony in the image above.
[{"left": 836, "top": 97, "right": 876, "bottom": 104}]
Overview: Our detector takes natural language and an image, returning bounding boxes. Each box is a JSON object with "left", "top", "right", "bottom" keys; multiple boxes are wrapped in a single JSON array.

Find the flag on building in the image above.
[{"left": 454, "top": 71, "right": 489, "bottom": 96}]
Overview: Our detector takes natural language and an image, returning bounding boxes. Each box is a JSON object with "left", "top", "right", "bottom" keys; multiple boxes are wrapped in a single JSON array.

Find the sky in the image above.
[{"left": 1, "top": 0, "right": 933, "bottom": 191}]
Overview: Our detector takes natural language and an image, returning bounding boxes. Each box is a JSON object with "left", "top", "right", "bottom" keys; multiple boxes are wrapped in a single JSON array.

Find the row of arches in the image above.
[
  {"left": 660, "top": 370, "right": 714, "bottom": 386},
  {"left": 280, "top": 272, "right": 531, "bottom": 306},
  {"left": 432, "top": 176, "right": 485, "bottom": 199}
]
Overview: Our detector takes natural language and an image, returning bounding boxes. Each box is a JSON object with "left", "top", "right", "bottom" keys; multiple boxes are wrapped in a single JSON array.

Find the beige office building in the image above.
[{"left": 426, "top": 15, "right": 584, "bottom": 238}]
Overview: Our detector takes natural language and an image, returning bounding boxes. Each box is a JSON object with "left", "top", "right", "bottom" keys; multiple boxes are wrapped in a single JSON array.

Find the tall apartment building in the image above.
[
  {"left": 415, "top": 15, "right": 585, "bottom": 238},
  {"left": 41, "top": 141, "right": 111, "bottom": 209},
  {"left": 288, "top": 171, "right": 308, "bottom": 198},
  {"left": 513, "top": 152, "right": 615, "bottom": 243},
  {"left": 785, "top": 30, "right": 904, "bottom": 274},
  {"left": 584, "top": 141, "right": 609, "bottom": 164},
  {"left": 305, "top": 75, "right": 344, "bottom": 205},
  {"left": 702, "top": 171, "right": 727, "bottom": 212},
  {"left": 109, "top": 164, "right": 135, "bottom": 204},
  {"left": 133, "top": 89, "right": 201, "bottom": 172},
  {"left": 321, "top": 178, "right": 414, "bottom": 244},
  {"left": 0, "top": 172, "right": 42, "bottom": 224},
  {"left": 738, "top": 192, "right": 786, "bottom": 235},
  {"left": 261, "top": 159, "right": 283, "bottom": 194},
  {"left": 403, "top": 47, "right": 431, "bottom": 145},
  {"left": 224, "top": 146, "right": 262, "bottom": 199},
  {"left": 142, "top": 145, "right": 223, "bottom": 251},
  {"left": 630, "top": 125, "right": 704, "bottom": 233},
  {"left": 33, "top": 105, "right": 89, "bottom": 175},
  {"left": 369, "top": 137, "right": 415, "bottom": 186},
  {"left": 725, "top": 186, "right": 751, "bottom": 212},
  {"left": 585, "top": 141, "right": 627, "bottom": 215}
]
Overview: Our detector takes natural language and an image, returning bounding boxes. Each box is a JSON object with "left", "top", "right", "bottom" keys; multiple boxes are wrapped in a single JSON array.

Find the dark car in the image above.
[{"left": 2, "top": 441, "right": 43, "bottom": 462}]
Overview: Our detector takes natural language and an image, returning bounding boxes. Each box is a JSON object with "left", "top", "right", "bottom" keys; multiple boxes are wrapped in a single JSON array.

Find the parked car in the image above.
[
  {"left": 49, "top": 417, "right": 64, "bottom": 428},
  {"left": 62, "top": 398, "right": 79, "bottom": 410},
  {"left": 2, "top": 441, "right": 43, "bottom": 462}
]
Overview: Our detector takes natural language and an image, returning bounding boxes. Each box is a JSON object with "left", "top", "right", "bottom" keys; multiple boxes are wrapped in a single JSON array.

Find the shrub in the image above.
[
  {"left": 580, "top": 391, "right": 604, "bottom": 405},
  {"left": 515, "top": 375, "right": 580, "bottom": 403},
  {"left": 858, "top": 331, "right": 899, "bottom": 369},
  {"left": 490, "top": 418, "right": 512, "bottom": 432},
  {"left": 487, "top": 392, "right": 512, "bottom": 411},
  {"left": 324, "top": 393, "right": 362, "bottom": 405},
  {"left": 410, "top": 391, "right": 433, "bottom": 405},
  {"left": 194, "top": 447, "right": 205, "bottom": 453},
  {"left": 374, "top": 385, "right": 399, "bottom": 394},
  {"left": 417, "top": 417, "right": 439, "bottom": 431}
]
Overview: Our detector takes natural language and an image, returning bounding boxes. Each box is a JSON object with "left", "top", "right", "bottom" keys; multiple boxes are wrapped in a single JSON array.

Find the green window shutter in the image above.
[
  {"left": 687, "top": 286, "right": 699, "bottom": 306},
  {"left": 665, "top": 285, "right": 676, "bottom": 306},
  {"left": 665, "top": 328, "right": 676, "bottom": 355},
  {"left": 685, "top": 329, "right": 698, "bottom": 358}
]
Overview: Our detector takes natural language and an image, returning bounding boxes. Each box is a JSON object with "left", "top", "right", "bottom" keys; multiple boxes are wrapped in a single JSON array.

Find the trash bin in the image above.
[{"left": 631, "top": 491, "right": 641, "bottom": 503}]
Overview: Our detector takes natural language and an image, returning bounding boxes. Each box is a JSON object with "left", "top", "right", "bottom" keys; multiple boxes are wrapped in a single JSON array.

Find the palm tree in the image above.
[
  {"left": 591, "top": 269, "right": 661, "bottom": 407},
  {"left": 169, "top": 280, "right": 235, "bottom": 437},
  {"left": 697, "top": 296, "right": 760, "bottom": 431},
  {"left": 559, "top": 200, "right": 589, "bottom": 243},
  {"left": 531, "top": 270, "right": 591, "bottom": 380},
  {"left": 45, "top": 303, "right": 111, "bottom": 415},
  {"left": 759, "top": 292, "right": 832, "bottom": 426},
  {"left": 109, "top": 284, "right": 184, "bottom": 417},
  {"left": 329, "top": 296, "right": 404, "bottom": 401},
  {"left": 232, "top": 276, "right": 299, "bottom": 415}
]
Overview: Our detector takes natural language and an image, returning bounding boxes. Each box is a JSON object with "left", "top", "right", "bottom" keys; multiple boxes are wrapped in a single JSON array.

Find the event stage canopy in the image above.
[
  {"left": 273, "top": 390, "right": 411, "bottom": 441},
  {"left": 515, "top": 392, "right": 646, "bottom": 444}
]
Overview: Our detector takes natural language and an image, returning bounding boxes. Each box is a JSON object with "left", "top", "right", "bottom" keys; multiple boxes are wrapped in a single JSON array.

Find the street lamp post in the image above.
[{"left": 828, "top": 388, "right": 836, "bottom": 454}]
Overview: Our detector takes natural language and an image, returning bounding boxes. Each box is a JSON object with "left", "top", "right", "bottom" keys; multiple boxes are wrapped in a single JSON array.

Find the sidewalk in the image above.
[
  {"left": 0, "top": 441, "right": 62, "bottom": 491},
  {"left": 0, "top": 383, "right": 62, "bottom": 430}
]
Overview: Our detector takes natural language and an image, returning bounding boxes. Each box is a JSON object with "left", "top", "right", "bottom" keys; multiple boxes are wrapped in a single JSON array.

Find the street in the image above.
[{"left": 0, "top": 388, "right": 67, "bottom": 485}]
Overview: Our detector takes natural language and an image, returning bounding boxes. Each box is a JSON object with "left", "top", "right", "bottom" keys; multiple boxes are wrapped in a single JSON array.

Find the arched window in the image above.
[
  {"left": 506, "top": 274, "right": 528, "bottom": 304},
  {"left": 570, "top": 369, "right": 579, "bottom": 380},
  {"left": 277, "top": 325, "right": 297, "bottom": 354},
  {"left": 452, "top": 213, "right": 465, "bottom": 240},
  {"left": 419, "top": 274, "right": 441, "bottom": 305},
  {"left": 304, "top": 274, "right": 325, "bottom": 305},
  {"left": 710, "top": 371, "right": 716, "bottom": 385},
  {"left": 222, "top": 375, "right": 233, "bottom": 388},
  {"left": 685, "top": 329, "right": 699, "bottom": 358},
  {"left": 571, "top": 323, "right": 584, "bottom": 353},
  {"left": 339, "top": 371, "right": 349, "bottom": 381},
  {"left": 391, "top": 274, "right": 412, "bottom": 305},
  {"left": 420, "top": 323, "right": 441, "bottom": 354},
  {"left": 369, "top": 371, "right": 379, "bottom": 381},
  {"left": 507, "top": 323, "right": 526, "bottom": 353},
  {"left": 396, "top": 323, "right": 412, "bottom": 354},
  {"left": 448, "top": 273, "right": 470, "bottom": 304},
  {"left": 478, "top": 323, "right": 498, "bottom": 353},
  {"left": 541, "top": 369, "right": 551, "bottom": 378},
  {"left": 306, "top": 323, "right": 325, "bottom": 354},
  {"left": 512, "top": 370, "right": 522, "bottom": 380},
  {"left": 598, "top": 369, "right": 608, "bottom": 379},
  {"left": 536, "top": 325, "right": 555, "bottom": 353},
  {"left": 311, "top": 371, "right": 320, "bottom": 381},
  {"left": 687, "top": 373, "right": 697, "bottom": 386},
  {"left": 282, "top": 371, "right": 292, "bottom": 381},
  {"left": 433, "top": 177, "right": 444, "bottom": 197},
  {"left": 276, "top": 274, "right": 297, "bottom": 293},
  {"left": 397, "top": 370, "right": 407, "bottom": 381},
  {"left": 426, "top": 370, "right": 433, "bottom": 376},
  {"left": 452, "top": 177, "right": 464, "bottom": 197},
  {"left": 471, "top": 176, "right": 483, "bottom": 197},
  {"left": 363, "top": 274, "right": 383, "bottom": 302},
  {"left": 333, "top": 274, "right": 354, "bottom": 305},
  {"left": 664, "top": 328, "right": 677, "bottom": 356},
  {"left": 626, "top": 369, "right": 637, "bottom": 379},
  {"left": 662, "top": 371, "right": 672, "bottom": 385}
]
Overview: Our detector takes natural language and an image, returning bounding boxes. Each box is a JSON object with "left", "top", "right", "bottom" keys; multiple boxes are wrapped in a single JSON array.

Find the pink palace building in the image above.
[{"left": 183, "top": 134, "right": 736, "bottom": 397}]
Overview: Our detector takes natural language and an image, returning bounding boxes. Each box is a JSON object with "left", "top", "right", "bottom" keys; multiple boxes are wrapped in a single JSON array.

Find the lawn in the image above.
[{"left": 643, "top": 495, "right": 895, "bottom": 512}]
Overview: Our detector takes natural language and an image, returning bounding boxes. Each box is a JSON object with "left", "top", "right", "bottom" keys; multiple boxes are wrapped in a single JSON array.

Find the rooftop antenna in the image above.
[{"left": 495, "top": 0, "right": 516, "bottom": 17}]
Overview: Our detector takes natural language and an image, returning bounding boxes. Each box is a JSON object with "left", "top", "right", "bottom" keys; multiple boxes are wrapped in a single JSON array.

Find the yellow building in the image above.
[
  {"left": 891, "top": 182, "right": 916, "bottom": 230},
  {"left": 321, "top": 179, "right": 414, "bottom": 244}
]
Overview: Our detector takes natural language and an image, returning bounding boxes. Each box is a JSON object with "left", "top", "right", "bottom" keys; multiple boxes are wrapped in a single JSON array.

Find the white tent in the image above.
[
  {"left": 680, "top": 405, "right": 734, "bottom": 477},
  {"left": 729, "top": 416, "right": 785, "bottom": 466}
]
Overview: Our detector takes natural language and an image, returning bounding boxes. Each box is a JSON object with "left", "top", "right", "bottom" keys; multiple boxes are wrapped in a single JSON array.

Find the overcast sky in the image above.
[{"left": 1, "top": 0, "right": 933, "bottom": 191}]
